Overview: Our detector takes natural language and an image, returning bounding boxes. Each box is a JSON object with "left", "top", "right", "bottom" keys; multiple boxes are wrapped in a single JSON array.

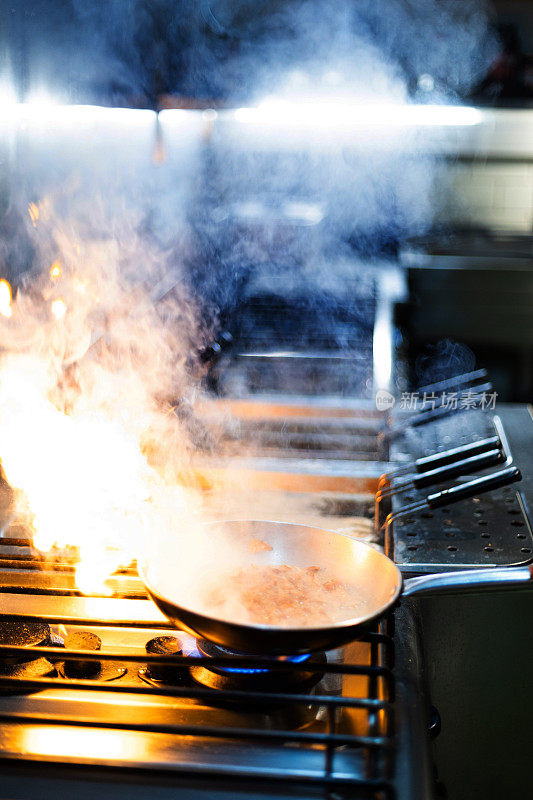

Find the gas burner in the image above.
[
  {"left": 191, "top": 639, "right": 326, "bottom": 694},
  {"left": 0, "top": 616, "right": 56, "bottom": 690},
  {"left": 58, "top": 630, "right": 126, "bottom": 682},
  {"left": 138, "top": 635, "right": 186, "bottom": 687}
]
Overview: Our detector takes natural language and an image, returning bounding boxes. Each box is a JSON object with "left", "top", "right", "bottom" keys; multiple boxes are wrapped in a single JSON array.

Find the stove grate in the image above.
[{"left": 0, "top": 611, "right": 396, "bottom": 798}]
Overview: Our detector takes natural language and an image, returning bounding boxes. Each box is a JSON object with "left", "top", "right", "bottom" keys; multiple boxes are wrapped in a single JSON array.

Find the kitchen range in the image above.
[
  {"left": 0, "top": 356, "right": 532, "bottom": 799},
  {"left": 0, "top": 109, "right": 531, "bottom": 799},
  {"left": 0, "top": 2, "right": 532, "bottom": 796}
]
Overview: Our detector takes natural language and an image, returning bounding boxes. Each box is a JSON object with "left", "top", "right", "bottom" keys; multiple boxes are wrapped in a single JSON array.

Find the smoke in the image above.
[
  {"left": 6, "top": 2, "right": 497, "bottom": 279},
  {"left": 62, "top": 0, "right": 495, "bottom": 104},
  {"left": 0, "top": 185, "right": 217, "bottom": 592},
  {"left": 4, "top": 0, "right": 491, "bottom": 112},
  {"left": 414, "top": 338, "right": 477, "bottom": 385},
  {"left": 0, "top": 0, "right": 498, "bottom": 591}
]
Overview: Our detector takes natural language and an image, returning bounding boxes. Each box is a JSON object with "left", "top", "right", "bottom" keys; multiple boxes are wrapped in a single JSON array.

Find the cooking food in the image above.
[
  {"left": 247, "top": 538, "right": 273, "bottom": 553},
  {"left": 203, "top": 563, "right": 366, "bottom": 627}
]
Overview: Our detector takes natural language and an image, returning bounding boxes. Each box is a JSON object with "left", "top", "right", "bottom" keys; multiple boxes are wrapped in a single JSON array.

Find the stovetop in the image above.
[
  {"left": 0, "top": 595, "right": 402, "bottom": 799},
  {"left": 0, "top": 393, "right": 431, "bottom": 800},
  {"left": 3, "top": 397, "right": 530, "bottom": 799}
]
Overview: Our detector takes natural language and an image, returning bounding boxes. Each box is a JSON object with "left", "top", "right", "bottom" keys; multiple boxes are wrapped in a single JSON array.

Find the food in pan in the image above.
[
  {"left": 247, "top": 538, "right": 273, "bottom": 553},
  {"left": 203, "top": 563, "right": 365, "bottom": 627}
]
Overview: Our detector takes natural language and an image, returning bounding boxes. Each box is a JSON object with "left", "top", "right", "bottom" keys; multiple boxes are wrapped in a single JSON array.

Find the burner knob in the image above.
[
  {"left": 0, "top": 617, "right": 51, "bottom": 668},
  {"left": 63, "top": 631, "right": 102, "bottom": 678},
  {"left": 145, "top": 635, "right": 184, "bottom": 683}
]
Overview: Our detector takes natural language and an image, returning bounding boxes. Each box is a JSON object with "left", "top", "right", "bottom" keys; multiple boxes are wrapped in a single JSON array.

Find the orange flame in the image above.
[
  {"left": 50, "top": 261, "right": 62, "bottom": 281},
  {"left": 0, "top": 280, "right": 12, "bottom": 318},
  {"left": 0, "top": 258, "right": 201, "bottom": 596},
  {"left": 51, "top": 298, "right": 67, "bottom": 320},
  {"left": 28, "top": 202, "right": 40, "bottom": 227}
]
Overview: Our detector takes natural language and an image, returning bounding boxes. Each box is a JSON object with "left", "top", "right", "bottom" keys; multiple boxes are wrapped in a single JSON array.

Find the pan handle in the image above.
[
  {"left": 413, "top": 435, "right": 500, "bottom": 474},
  {"left": 411, "top": 448, "right": 504, "bottom": 490},
  {"left": 403, "top": 564, "right": 533, "bottom": 598},
  {"left": 426, "top": 466, "right": 521, "bottom": 509}
]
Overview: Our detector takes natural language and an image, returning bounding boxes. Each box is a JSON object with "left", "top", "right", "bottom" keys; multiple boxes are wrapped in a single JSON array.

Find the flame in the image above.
[
  {"left": 50, "top": 261, "right": 62, "bottom": 280},
  {"left": 0, "top": 351, "right": 194, "bottom": 593},
  {"left": 28, "top": 202, "right": 40, "bottom": 227},
  {"left": 0, "top": 237, "right": 202, "bottom": 596},
  {"left": 51, "top": 298, "right": 67, "bottom": 319},
  {"left": 0, "top": 280, "right": 12, "bottom": 318},
  {"left": 73, "top": 278, "right": 87, "bottom": 294}
]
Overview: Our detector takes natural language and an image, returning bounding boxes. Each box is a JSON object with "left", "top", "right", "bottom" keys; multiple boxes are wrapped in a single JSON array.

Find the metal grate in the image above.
[
  {"left": 392, "top": 486, "right": 533, "bottom": 570},
  {"left": 0, "top": 609, "right": 396, "bottom": 798},
  {"left": 216, "top": 284, "right": 377, "bottom": 399}
]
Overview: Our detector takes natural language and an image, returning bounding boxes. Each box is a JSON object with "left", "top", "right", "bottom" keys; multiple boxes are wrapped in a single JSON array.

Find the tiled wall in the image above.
[
  {"left": 431, "top": 110, "right": 533, "bottom": 232},
  {"left": 438, "top": 161, "right": 533, "bottom": 231}
]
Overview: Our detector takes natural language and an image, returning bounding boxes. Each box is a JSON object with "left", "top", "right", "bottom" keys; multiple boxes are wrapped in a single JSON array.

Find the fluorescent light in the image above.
[
  {"left": 0, "top": 102, "right": 155, "bottom": 125},
  {"left": 0, "top": 85, "right": 17, "bottom": 109},
  {"left": 234, "top": 101, "right": 483, "bottom": 128},
  {"left": 373, "top": 312, "right": 393, "bottom": 391}
]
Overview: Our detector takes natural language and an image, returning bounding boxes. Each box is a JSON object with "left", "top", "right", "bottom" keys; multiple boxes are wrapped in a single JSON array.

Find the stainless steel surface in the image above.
[
  {"left": 393, "top": 405, "right": 533, "bottom": 800},
  {"left": 0, "top": 593, "right": 399, "bottom": 798},
  {"left": 0, "top": 613, "right": 387, "bottom": 778},
  {"left": 403, "top": 565, "right": 533, "bottom": 597},
  {"left": 416, "top": 587, "right": 533, "bottom": 800},
  {"left": 0, "top": 594, "right": 169, "bottom": 626},
  {"left": 193, "top": 395, "right": 387, "bottom": 494},
  {"left": 389, "top": 411, "right": 533, "bottom": 572},
  {"left": 10, "top": 401, "right": 533, "bottom": 799},
  {"left": 213, "top": 261, "right": 403, "bottom": 401},
  {"left": 382, "top": 465, "right": 521, "bottom": 533},
  {"left": 0, "top": 393, "right": 427, "bottom": 800}
]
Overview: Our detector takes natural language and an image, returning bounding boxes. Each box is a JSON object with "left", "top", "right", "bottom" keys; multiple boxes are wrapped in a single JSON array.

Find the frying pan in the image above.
[{"left": 141, "top": 518, "right": 533, "bottom": 656}]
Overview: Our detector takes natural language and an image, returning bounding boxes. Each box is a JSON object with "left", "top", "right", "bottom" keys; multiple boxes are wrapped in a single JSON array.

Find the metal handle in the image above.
[
  {"left": 414, "top": 435, "right": 500, "bottom": 474},
  {"left": 412, "top": 448, "right": 503, "bottom": 490},
  {"left": 403, "top": 565, "right": 533, "bottom": 598},
  {"left": 426, "top": 466, "right": 521, "bottom": 509},
  {"left": 382, "top": 465, "right": 522, "bottom": 531},
  {"left": 377, "top": 434, "right": 501, "bottom": 486},
  {"left": 409, "top": 383, "right": 492, "bottom": 427},
  {"left": 415, "top": 368, "right": 488, "bottom": 395},
  {"left": 376, "top": 449, "right": 504, "bottom": 516}
]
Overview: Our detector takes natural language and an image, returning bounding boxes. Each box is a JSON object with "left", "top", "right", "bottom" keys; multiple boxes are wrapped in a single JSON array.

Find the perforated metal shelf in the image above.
[
  {"left": 393, "top": 486, "right": 533, "bottom": 572},
  {"left": 389, "top": 407, "right": 533, "bottom": 574}
]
